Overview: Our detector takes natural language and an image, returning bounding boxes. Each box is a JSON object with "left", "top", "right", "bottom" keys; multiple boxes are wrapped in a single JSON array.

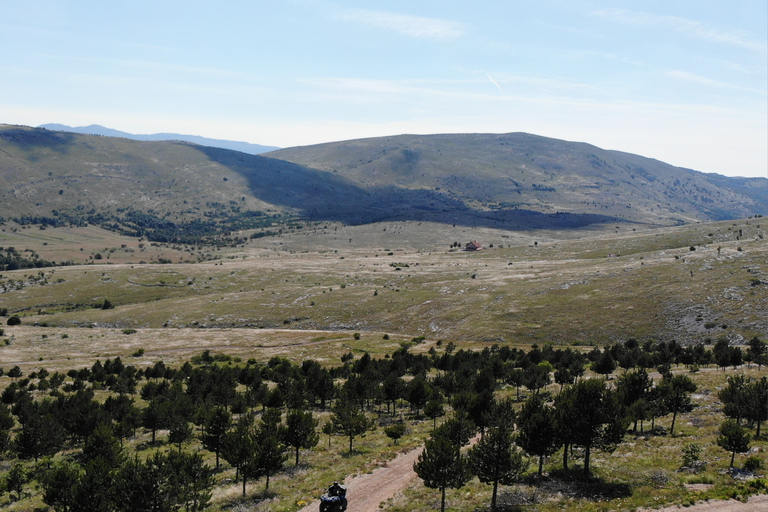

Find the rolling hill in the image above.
[
  {"left": 1, "top": 124, "right": 766, "bottom": 244},
  {"left": 266, "top": 132, "right": 768, "bottom": 225}
]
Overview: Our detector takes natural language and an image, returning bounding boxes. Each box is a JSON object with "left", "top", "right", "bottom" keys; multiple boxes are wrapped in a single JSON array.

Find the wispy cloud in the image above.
[
  {"left": 593, "top": 9, "right": 767, "bottom": 53},
  {"left": 339, "top": 9, "right": 465, "bottom": 40},
  {"left": 666, "top": 70, "right": 767, "bottom": 95}
]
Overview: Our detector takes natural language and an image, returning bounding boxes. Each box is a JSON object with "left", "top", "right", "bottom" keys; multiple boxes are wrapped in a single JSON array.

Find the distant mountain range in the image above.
[
  {"left": 39, "top": 123, "right": 279, "bottom": 155},
  {"left": 1, "top": 124, "right": 766, "bottom": 243}
]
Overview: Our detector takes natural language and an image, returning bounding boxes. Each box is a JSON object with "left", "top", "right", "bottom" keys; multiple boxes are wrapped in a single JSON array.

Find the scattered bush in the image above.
[
  {"left": 647, "top": 470, "right": 670, "bottom": 487},
  {"left": 681, "top": 443, "right": 706, "bottom": 472},
  {"left": 383, "top": 423, "right": 407, "bottom": 445},
  {"left": 122, "top": 328, "right": 137, "bottom": 335},
  {"left": 6, "top": 315, "right": 21, "bottom": 326},
  {"left": 96, "top": 299, "right": 114, "bottom": 310},
  {"left": 744, "top": 456, "right": 764, "bottom": 472}
]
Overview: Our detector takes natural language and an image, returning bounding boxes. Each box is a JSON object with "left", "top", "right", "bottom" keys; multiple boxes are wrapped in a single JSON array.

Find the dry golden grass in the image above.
[{"left": 2, "top": 217, "right": 765, "bottom": 347}]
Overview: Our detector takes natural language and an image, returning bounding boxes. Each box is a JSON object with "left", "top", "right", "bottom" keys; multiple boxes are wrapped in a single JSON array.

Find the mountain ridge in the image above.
[
  {"left": 1, "top": 124, "right": 766, "bottom": 244},
  {"left": 39, "top": 123, "right": 279, "bottom": 155}
]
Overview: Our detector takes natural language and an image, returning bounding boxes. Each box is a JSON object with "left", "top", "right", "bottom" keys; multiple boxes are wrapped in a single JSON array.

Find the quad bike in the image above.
[{"left": 319, "top": 484, "right": 347, "bottom": 512}]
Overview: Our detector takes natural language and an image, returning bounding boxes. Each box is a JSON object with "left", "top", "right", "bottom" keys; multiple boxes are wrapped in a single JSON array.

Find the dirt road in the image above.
[{"left": 297, "top": 445, "right": 424, "bottom": 512}]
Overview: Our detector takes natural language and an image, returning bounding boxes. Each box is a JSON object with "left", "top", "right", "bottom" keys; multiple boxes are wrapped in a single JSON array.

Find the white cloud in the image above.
[
  {"left": 339, "top": 9, "right": 465, "bottom": 40},
  {"left": 593, "top": 9, "right": 767, "bottom": 53}
]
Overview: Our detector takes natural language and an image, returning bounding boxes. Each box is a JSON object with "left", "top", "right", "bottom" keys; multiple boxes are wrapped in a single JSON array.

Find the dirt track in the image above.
[{"left": 297, "top": 445, "right": 424, "bottom": 512}]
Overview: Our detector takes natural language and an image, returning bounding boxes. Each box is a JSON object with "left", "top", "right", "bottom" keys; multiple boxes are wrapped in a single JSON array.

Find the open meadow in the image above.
[{"left": 2, "top": 217, "right": 765, "bottom": 344}]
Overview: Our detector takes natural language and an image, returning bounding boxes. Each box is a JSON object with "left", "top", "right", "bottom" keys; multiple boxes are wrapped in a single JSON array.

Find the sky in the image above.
[{"left": 1, "top": 0, "right": 766, "bottom": 178}]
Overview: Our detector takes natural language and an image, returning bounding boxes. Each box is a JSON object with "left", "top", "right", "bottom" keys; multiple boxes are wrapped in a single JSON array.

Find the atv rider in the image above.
[
  {"left": 328, "top": 481, "right": 344, "bottom": 497},
  {"left": 320, "top": 481, "right": 347, "bottom": 511}
]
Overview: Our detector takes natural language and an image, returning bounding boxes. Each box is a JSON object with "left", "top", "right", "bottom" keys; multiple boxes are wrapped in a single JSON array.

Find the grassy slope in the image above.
[
  {"left": 1, "top": 218, "right": 765, "bottom": 346},
  {"left": 4, "top": 125, "right": 767, "bottom": 232},
  {"left": 266, "top": 133, "right": 768, "bottom": 224},
  {"left": 0, "top": 125, "right": 279, "bottom": 220}
]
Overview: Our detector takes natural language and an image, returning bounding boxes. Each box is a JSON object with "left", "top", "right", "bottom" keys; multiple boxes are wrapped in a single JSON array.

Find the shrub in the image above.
[
  {"left": 0, "top": 307, "right": 7, "bottom": 316},
  {"left": 96, "top": 299, "right": 114, "bottom": 310},
  {"left": 122, "top": 328, "right": 137, "bottom": 335},
  {"left": 744, "top": 456, "right": 764, "bottom": 472},
  {"left": 132, "top": 348, "right": 145, "bottom": 357},
  {"left": 384, "top": 423, "right": 407, "bottom": 445},
  {"left": 681, "top": 443, "right": 706, "bottom": 472},
  {"left": 7, "top": 315, "right": 21, "bottom": 326}
]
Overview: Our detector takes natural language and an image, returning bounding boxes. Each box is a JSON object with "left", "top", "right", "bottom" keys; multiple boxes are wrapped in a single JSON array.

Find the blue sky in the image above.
[{"left": 1, "top": 1, "right": 766, "bottom": 177}]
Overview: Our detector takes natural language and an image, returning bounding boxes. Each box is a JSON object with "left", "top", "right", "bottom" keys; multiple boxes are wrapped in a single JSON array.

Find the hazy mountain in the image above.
[
  {"left": 1, "top": 124, "right": 766, "bottom": 244},
  {"left": 39, "top": 123, "right": 279, "bottom": 155}
]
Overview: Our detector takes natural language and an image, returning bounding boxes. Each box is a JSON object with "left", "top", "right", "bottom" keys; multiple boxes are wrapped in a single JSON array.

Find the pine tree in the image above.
[
  {"left": 414, "top": 432, "right": 471, "bottom": 512},
  {"left": 281, "top": 409, "right": 319, "bottom": 465},
  {"left": 717, "top": 419, "right": 751, "bottom": 468},
  {"left": 201, "top": 407, "right": 231, "bottom": 469},
  {"left": 468, "top": 424, "right": 528, "bottom": 510},
  {"left": 15, "top": 411, "right": 66, "bottom": 461},
  {"left": 517, "top": 394, "right": 558, "bottom": 475},
  {"left": 659, "top": 374, "right": 697, "bottom": 436},
  {"left": 555, "top": 378, "right": 626, "bottom": 476},
  {"left": 221, "top": 413, "right": 260, "bottom": 496},
  {"left": 255, "top": 415, "right": 287, "bottom": 492},
  {"left": 41, "top": 460, "right": 82, "bottom": 512},
  {"left": 330, "top": 398, "right": 375, "bottom": 453}
]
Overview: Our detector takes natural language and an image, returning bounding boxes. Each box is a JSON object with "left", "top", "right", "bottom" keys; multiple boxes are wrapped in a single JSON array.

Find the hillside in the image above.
[
  {"left": 2, "top": 125, "right": 766, "bottom": 244},
  {"left": 0, "top": 124, "right": 352, "bottom": 244},
  {"left": 266, "top": 133, "right": 768, "bottom": 225}
]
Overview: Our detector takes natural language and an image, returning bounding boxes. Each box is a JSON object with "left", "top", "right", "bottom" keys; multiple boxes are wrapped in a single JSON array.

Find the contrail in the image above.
[{"left": 486, "top": 73, "right": 503, "bottom": 92}]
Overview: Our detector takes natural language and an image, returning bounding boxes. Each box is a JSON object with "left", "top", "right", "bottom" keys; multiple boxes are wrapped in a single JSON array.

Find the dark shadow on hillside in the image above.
[
  {"left": 524, "top": 468, "right": 633, "bottom": 502},
  {"left": 0, "top": 127, "right": 76, "bottom": 160},
  {"left": 193, "top": 146, "right": 627, "bottom": 231}
]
